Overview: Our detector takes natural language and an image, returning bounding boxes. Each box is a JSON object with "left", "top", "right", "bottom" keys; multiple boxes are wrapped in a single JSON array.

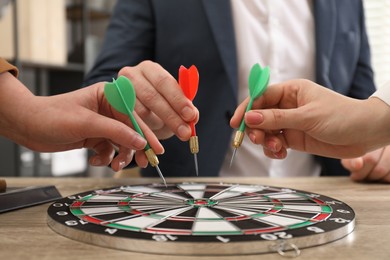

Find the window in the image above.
[{"left": 364, "top": 0, "right": 390, "bottom": 88}]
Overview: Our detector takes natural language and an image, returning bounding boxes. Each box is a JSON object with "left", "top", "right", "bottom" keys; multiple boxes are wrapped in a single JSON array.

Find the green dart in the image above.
[
  {"left": 104, "top": 76, "right": 166, "bottom": 186},
  {"left": 230, "top": 63, "right": 270, "bottom": 168}
]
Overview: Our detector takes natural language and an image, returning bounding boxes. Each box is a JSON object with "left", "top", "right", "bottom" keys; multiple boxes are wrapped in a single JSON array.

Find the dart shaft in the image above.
[{"left": 190, "top": 121, "right": 196, "bottom": 136}]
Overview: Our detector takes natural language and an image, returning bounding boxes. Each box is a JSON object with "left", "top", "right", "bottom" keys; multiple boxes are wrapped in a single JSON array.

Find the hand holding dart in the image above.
[
  {"left": 104, "top": 76, "right": 167, "bottom": 186},
  {"left": 178, "top": 65, "right": 200, "bottom": 176},
  {"left": 230, "top": 63, "right": 270, "bottom": 167}
]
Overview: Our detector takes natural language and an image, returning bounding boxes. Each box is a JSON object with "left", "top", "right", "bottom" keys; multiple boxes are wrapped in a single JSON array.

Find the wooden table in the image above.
[{"left": 1, "top": 177, "right": 389, "bottom": 259}]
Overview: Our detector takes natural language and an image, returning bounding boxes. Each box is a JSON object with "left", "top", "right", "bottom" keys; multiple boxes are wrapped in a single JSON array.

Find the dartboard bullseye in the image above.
[{"left": 47, "top": 183, "right": 355, "bottom": 255}]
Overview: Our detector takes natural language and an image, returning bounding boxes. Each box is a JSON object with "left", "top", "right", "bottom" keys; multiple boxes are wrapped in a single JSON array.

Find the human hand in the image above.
[
  {"left": 230, "top": 79, "right": 390, "bottom": 159},
  {"left": 118, "top": 61, "right": 199, "bottom": 141},
  {"left": 0, "top": 72, "right": 163, "bottom": 171},
  {"left": 342, "top": 146, "right": 390, "bottom": 183}
]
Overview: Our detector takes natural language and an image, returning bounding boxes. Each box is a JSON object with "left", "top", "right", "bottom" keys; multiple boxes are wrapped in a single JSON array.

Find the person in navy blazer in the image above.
[{"left": 84, "top": 0, "right": 376, "bottom": 177}]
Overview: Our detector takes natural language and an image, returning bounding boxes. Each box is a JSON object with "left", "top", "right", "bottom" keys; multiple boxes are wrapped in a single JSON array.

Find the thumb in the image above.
[{"left": 245, "top": 108, "right": 301, "bottom": 131}]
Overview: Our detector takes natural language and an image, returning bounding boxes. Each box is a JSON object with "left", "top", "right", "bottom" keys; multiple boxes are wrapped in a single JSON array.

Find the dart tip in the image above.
[
  {"left": 229, "top": 148, "right": 237, "bottom": 168},
  {"left": 155, "top": 165, "right": 167, "bottom": 187},
  {"left": 194, "top": 153, "right": 199, "bottom": 176}
]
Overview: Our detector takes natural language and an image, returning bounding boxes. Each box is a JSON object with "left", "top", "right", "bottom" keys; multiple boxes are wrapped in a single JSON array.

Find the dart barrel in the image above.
[
  {"left": 145, "top": 149, "right": 159, "bottom": 167},
  {"left": 189, "top": 136, "right": 199, "bottom": 154},
  {"left": 232, "top": 131, "right": 245, "bottom": 148}
]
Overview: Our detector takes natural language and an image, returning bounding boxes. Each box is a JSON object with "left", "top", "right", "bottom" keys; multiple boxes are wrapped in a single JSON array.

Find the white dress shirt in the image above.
[
  {"left": 220, "top": 0, "right": 321, "bottom": 177},
  {"left": 372, "top": 81, "right": 390, "bottom": 106}
]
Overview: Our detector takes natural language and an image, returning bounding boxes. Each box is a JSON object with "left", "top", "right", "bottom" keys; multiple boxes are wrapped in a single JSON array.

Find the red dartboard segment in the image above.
[
  {"left": 311, "top": 197, "right": 327, "bottom": 205},
  {"left": 81, "top": 215, "right": 103, "bottom": 225},
  {"left": 312, "top": 213, "right": 331, "bottom": 221},
  {"left": 71, "top": 201, "right": 84, "bottom": 207},
  {"left": 225, "top": 216, "right": 250, "bottom": 221}
]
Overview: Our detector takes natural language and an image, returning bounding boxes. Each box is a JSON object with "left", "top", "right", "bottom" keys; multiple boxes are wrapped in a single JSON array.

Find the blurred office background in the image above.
[
  {"left": 0, "top": 0, "right": 389, "bottom": 177},
  {"left": 0, "top": 0, "right": 116, "bottom": 177}
]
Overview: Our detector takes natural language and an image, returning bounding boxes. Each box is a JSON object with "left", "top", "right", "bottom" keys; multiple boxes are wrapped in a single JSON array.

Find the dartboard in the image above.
[{"left": 47, "top": 182, "right": 355, "bottom": 256}]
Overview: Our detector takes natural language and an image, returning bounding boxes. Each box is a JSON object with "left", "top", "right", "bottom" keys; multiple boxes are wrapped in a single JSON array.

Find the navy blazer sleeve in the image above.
[{"left": 84, "top": 0, "right": 155, "bottom": 85}]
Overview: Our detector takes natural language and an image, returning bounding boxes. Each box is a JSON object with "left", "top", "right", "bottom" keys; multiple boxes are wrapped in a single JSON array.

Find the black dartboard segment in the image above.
[{"left": 47, "top": 183, "right": 355, "bottom": 255}]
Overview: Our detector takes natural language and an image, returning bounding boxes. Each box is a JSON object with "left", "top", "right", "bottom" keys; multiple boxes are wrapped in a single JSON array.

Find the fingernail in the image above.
[
  {"left": 118, "top": 161, "right": 126, "bottom": 170},
  {"left": 267, "top": 140, "right": 277, "bottom": 153},
  {"left": 181, "top": 106, "right": 194, "bottom": 120},
  {"left": 177, "top": 124, "right": 189, "bottom": 139},
  {"left": 245, "top": 112, "right": 264, "bottom": 124},
  {"left": 249, "top": 133, "right": 256, "bottom": 143},
  {"left": 273, "top": 150, "right": 285, "bottom": 159},
  {"left": 91, "top": 157, "right": 102, "bottom": 166},
  {"left": 133, "top": 134, "right": 147, "bottom": 149}
]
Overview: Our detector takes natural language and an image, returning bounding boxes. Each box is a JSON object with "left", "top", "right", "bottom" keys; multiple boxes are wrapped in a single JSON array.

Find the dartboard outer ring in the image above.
[{"left": 47, "top": 182, "right": 355, "bottom": 255}]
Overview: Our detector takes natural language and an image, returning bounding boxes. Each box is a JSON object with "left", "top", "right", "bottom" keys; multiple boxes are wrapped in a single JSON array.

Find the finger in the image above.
[
  {"left": 264, "top": 134, "right": 285, "bottom": 153},
  {"left": 367, "top": 147, "right": 390, "bottom": 181},
  {"left": 110, "top": 147, "right": 134, "bottom": 172},
  {"left": 263, "top": 146, "right": 288, "bottom": 159},
  {"left": 134, "top": 98, "right": 165, "bottom": 130},
  {"left": 231, "top": 82, "right": 287, "bottom": 128},
  {"left": 246, "top": 129, "right": 266, "bottom": 145},
  {"left": 139, "top": 61, "right": 198, "bottom": 120},
  {"left": 245, "top": 109, "right": 301, "bottom": 131},
  {"left": 380, "top": 172, "right": 390, "bottom": 183},
  {"left": 135, "top": 150, "right": 148, "bottom": 168},
  {"left": 342, "top": 158, "right": 365, "bottom": 182},
  {"left": 87, "top": 140, "right": 116, "bottom": 166},
  {"left": 341, "top": 157, "right": 364, "bottom": 172},
  {"left": 347, "top": 148, "right": 383, "bottom": 181},
  {"left": 230, "top": 97, "right": 250, "bottom": 128},
  {"left": 82, "top": 112, "right": 147, "bottom": 151},
  {"left": 133, "top": 111, "right": 165, "bottom": 155},
  {"left": 343, "top": 157, "right": 369, "bottom": 182},
  {"left": 153, "top": 126, "right": 176, "bottom": 140},
  {"left": 121, "top": 62, "right": 197, "bottom": 141}
]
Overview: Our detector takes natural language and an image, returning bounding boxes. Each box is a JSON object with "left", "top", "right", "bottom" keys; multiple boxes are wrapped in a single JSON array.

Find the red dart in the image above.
[{"left": 179, "top": 65, "right": 199, "bottom": 175}]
